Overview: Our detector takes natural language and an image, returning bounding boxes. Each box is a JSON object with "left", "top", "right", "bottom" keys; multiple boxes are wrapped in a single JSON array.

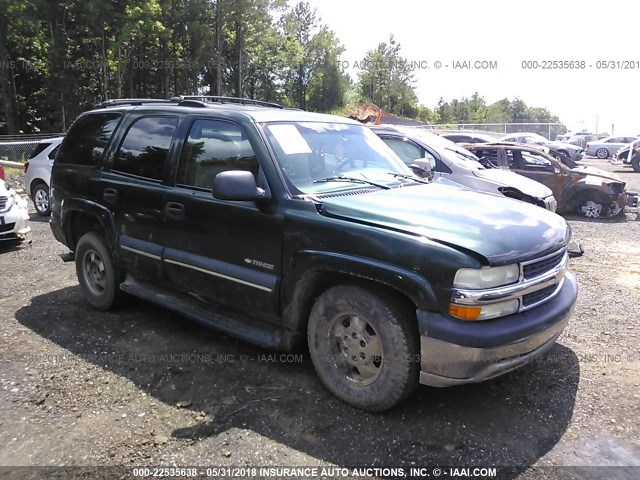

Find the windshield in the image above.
[{"left": 261, "top": 122, "right": 414, "bottom": 194}]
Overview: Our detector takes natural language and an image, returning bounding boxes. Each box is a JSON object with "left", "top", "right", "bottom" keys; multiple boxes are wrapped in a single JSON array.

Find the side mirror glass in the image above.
[{"left": 212, "top": 170, "right": 270, "bottom": 202}]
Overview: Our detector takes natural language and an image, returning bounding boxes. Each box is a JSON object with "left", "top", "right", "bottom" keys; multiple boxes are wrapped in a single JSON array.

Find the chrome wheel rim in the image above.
[
  {"left": 83, "top": 250, "right": 106, "bottom": 296},
  {"left": 328, "top": 313, "right": 383, "bottom": 385},
  {"left": 596, "top": 149, "right": 608, "bottom": 159},
  {"left": 581, "top": 200, "right": 602, "bottom": 218},
  {"left": 35, "top": 189, "right": 49, "bottom": 212}
]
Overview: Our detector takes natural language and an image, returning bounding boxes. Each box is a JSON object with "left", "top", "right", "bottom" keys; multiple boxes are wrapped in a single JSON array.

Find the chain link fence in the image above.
[
  {"left": 432, "top": 123, "right": 567, "bottom": 140},
  {"left": 0, "top": 133, "right": 65, "bottom": 164}
]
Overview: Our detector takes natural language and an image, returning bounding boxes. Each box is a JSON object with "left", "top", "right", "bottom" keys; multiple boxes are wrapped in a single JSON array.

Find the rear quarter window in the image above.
[
  {"left": 29, "top": 143, "right": 51, "bottom": 159},
  {"left": 56, "top": 113, "right": 122, "bottom": 165}
]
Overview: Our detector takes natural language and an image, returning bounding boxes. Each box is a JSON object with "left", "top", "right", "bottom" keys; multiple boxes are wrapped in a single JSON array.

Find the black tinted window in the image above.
[
  {"left": 57, "top": 113, "right": 121, "bottom": 165},
  {"left": 113, "top": 116, "right": 178, "bottom": 181},
  {"left": 176, "top": 119, "right": 258, "bottom": 189},
  {"left": 29, "top": 143, "right": 50, "bottom": 159}
]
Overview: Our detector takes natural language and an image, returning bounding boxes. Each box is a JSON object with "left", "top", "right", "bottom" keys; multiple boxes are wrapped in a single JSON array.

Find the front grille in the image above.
[
  {"left": 0, "top": 222, "right": 16, "bottom": 234},
  {"left": 0, "top": 196, "right": 7, "bottom": 211},
  {"left": 523, "top": 284, "right": 557, "bottom": 307},
  {"left": 523, "top": 250, "right": 565, "bottom": 280}
]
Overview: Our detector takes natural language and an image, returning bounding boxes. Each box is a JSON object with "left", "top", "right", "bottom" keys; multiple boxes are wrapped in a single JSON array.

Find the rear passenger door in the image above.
[
  {"left": 162, "top": 117, "right": 283, "bottom": 320},
  {"left": 101, "top": 115, "right": 179, "bottom": 282}
]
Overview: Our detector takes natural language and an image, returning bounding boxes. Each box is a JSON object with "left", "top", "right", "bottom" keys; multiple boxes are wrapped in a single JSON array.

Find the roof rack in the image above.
[
  {"left": 175, "top": 96, "right": 285, "bottom": 109},
  {"left": 92, "top": 98, "right": 179, "bottom": 109}
]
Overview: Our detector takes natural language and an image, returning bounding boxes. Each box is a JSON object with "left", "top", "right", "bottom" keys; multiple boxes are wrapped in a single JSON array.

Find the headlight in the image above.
[
  {"left": 453, "top": 264, "right": 520, "bottom": 289},
  {"left": 2, "top": 193, "right": 15, "bottom": 212}
]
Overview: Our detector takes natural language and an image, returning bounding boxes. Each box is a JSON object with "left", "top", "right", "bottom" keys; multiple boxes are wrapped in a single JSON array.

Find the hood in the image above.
[
  {"left": 472, "top": 168, "right": 553, "bottom": 198},
  {"left": 320, "top": 183, "right": 569, "bottom": 265},
  {"left": 571, "top": 165, "right": 623, "bottom": 182},
  {"left": 548, "top": 141, "right": 581, "bottom": 151}
]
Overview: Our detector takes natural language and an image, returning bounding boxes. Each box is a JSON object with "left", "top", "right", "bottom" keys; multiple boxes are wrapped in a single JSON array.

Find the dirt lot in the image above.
[{"left": 0, "top": 158, "right": 639, "bottom": 479}]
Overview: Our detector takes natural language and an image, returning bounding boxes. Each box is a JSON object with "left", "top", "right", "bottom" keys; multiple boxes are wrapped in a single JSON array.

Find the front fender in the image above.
[{"left": 281, "top": 250, "right": 438, "bottom": 335}]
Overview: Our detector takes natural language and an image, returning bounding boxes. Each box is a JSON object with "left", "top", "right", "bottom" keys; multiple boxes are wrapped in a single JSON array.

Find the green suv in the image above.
[{"left": 49, "top": 97, "right": 578, "bottom": 411}]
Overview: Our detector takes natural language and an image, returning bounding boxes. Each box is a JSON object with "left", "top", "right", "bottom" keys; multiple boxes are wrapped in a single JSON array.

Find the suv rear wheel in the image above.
[
  {"left": 75, "top": 232, "right": 121, "bottom": 310},
  {"left": 307, "top": 285, "right": 419, "bottom": 411}
]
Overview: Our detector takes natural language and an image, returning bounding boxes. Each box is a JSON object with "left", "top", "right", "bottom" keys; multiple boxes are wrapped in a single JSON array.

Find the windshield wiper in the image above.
[
  {"left": 313, "top": 176, "right": 391, "bottom": 189},
  {"left": 386, "top": 172, "right": 430, "bottom": 184}
]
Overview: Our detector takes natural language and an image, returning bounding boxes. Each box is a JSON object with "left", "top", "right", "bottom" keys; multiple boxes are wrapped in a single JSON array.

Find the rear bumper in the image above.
[{"left": 417, "top": 272, "right": 577, "bottom": 387}]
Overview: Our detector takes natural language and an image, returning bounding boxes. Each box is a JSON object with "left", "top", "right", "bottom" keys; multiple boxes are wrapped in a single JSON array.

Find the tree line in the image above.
[{"left": 0, "top": 0, "right": 563, "bottom": 135}]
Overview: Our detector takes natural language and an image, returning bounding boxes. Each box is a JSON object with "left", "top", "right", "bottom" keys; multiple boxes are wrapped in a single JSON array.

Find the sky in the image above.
[{"left": 303, "top": 0, "right": 639, "bottom": 135}]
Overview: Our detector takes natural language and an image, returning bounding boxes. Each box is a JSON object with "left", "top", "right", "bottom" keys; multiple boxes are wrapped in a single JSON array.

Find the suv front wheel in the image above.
[
  {"left": 75, "top": 232, "right": 121, "bottom": 310},
  {"left": 307, "top": 285, "right": 420, "bottom": 411}
]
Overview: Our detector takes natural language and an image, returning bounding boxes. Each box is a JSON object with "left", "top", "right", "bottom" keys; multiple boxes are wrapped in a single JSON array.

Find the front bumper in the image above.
[
  {"left": 0, "top": 196, "right": 31, "bottom": 241},
  {"left": 417, "top": 271, "right": 577, "bottom": 387}
]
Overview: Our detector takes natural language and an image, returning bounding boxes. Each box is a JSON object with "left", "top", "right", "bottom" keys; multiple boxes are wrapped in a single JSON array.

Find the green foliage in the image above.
[
  {"left": 0, "top": 1, "right": 563, "bottom": 134},
  {"left": 357, "top": 35, "right": 417, "bottom": 117}
]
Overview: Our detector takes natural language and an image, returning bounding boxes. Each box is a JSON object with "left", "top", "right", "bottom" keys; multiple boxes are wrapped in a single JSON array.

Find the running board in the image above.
[{"left": 120, "top": 276, "right": 297, "bottom": 350}]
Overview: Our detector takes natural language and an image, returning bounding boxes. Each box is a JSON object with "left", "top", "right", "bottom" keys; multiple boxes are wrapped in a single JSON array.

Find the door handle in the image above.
[
  {"left": 103, "top": 188, "right": 118, "bottom": 204},
  {"left": 165, "top": 202, "right": 185, "bottom": 220}
]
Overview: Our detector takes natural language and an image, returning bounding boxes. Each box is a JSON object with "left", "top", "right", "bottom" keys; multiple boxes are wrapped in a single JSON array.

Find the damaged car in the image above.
[
  {"left": 0, "top": 177, "right": 30, "bottom": 243},
  {"left": 463, "top": 142, "right": 638, "bottom": 218},
  {"left": 612, "top": 140, "right": 640, "bottom": 172},
  {"left": 372, "top": 126, "right": 557, "bottom": 211}
]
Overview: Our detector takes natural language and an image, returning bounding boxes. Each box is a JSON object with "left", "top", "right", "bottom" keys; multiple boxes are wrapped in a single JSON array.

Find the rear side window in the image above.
[
  {"left": 29, "top": 143, "right": 51, "bottom": 159},
  {"left": 113, "top": 116, "right": 178, "bottom": 181},
  {"left": 57, "top": 113, "right": 121, "bottom": 165}
]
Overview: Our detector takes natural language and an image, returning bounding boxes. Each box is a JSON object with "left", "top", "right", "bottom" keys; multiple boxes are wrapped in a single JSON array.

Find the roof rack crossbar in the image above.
[
  {"left": 92, "top": 98, "right": 178, "bottom": 109},
  {"left": 177, "top": 95, "right": 284, "bottom": 109}
]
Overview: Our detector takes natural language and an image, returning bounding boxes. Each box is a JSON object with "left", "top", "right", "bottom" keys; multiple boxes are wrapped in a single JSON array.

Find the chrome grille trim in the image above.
[{"left": 451, "top": 251, "right": 569, "bottom": 313}]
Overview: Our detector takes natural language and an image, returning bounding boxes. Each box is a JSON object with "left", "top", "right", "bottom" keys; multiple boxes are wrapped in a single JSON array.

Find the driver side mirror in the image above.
[
  {"left": 410, "top": 159, "right": 433, "bottom": 179},
  {"left": 212, "top": 170, "right": 270, "bottom": 202}
]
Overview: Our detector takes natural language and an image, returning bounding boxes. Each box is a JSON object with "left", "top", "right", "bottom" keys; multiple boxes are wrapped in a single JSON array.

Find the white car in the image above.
[
  {"left": 24, "top": 137, "right": 63, "bottom": 215},
  {"left": 0, "top": 177, "right": 30, "bottom": 243}
]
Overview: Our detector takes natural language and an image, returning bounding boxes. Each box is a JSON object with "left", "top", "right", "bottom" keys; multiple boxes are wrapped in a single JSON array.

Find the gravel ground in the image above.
[{"left": 0, "top": 158, "right": 638, "bottom": 479}]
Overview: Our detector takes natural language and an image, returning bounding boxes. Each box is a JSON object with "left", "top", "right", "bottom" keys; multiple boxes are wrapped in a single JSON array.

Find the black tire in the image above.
[
  {"left": 595, "top": 148, "right": 609, "bottom": 159},
  {"left": 632, "top": 155, "right": 640, "bottom": 173},
  {"left": 75, "top": 232, "right": 121, "bottom": 311},
  {"left": 32, "top": 183, "right": 51, "bottom": 216},
  {"left": 307, "top": 285, "right": 420, "bottom": 411}
]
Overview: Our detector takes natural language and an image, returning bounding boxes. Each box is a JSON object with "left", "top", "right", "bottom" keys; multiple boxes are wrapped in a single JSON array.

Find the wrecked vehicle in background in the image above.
[
  {"left": 502, "top": 132, "right": 584, "bottom": 162},
  {"left": 613, "top": 140, "right": 640, "bottom": 172},
  {"left": 0, "top": 177, "right": 30, "bottom": 243},
  {"left": 371, "top": 126, "right": 558, "bottom": 211},
  {"left": 463, "top": 143, "right": 638, "bottom": 218}
]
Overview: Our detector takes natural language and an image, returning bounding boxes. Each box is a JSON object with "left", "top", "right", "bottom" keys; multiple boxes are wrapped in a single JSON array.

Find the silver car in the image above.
[
  {"left": 585, "top": 136, "right": 637, "bottom": 159},
  {"left": 372, "top": 126, "right": 557, "bottom": 211}
]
